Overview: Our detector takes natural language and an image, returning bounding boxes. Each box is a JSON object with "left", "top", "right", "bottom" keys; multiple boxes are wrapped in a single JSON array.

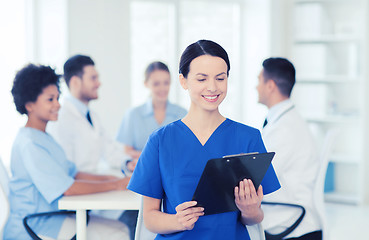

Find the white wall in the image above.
[
  {"left": 0, "top": 1, "right": 29, "bottom": 169},
  {"left": 364, "top": 1, "right": 369, "bottom": 205},
  {"left": 269, "top": 0, "right": 292, "bottom": 57},
  {"left": 67, "top": 0, "right": 132, "bottom": 137},
  {"left": 242, "top": 0, "right": 271, "bottom": 128},
  {"left": 32, "top": 0, "right": 68, "bottom": 70}
]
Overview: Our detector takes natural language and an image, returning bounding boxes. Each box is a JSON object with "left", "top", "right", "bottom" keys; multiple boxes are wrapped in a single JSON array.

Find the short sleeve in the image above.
[
  {"left": 250, "top": 130, "right": 267, "bottom": 153},
  {"left": 23, "top": 142, "right": 75, "bottom": 203},
  {"left": 261, "top": 163, "right": 281, "bottom": 195},
  {"left": 127, "top": 132, "right": 163, "bottom": 199},
  {"left": 116, "top": 109, "right": 135, "bottom": 146},
  {"left": 67, "top": 160, "right": 78, "bottom": 178},
  {"left": 251, "top": 130, "right": 281, "bottom": 195}
]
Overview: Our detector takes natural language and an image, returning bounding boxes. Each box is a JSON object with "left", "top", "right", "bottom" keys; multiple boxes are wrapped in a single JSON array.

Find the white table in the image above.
[{"left": 58, "top": 190, "right": 140, "bottom": 240}]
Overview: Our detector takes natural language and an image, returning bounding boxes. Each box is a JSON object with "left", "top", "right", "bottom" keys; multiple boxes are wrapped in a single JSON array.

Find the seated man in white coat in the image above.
[
  {"left": 47, "top": 55, "right": 137, "bottom": 239},
  {"left": 256, "top": 57, "right": 322, "bottom": 240},
  {"left": 47, "top": 55, "right": 129, "bottom": 173}
]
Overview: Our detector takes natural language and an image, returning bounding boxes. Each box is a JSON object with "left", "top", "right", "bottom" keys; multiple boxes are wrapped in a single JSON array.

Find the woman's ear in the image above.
[
  {"left": 179, "top": 74, "right": 188, "bottom": 90},
  {"left": 25, "top": 102, "right": 34, "bottom": 114}
]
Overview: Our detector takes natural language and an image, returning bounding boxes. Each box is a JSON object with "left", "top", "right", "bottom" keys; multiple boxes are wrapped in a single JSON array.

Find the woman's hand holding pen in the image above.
[
  {"left": 175, "top": 201, "right": 204, "bottom": 231},
  {"left": 234, "top": 179, "right": 264, "bottom": 225}
]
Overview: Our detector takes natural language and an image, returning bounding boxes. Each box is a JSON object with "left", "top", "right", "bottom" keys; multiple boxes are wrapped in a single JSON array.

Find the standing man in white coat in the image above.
[{"left": 256, "top": 57, "right": 322, "bottom": 240}]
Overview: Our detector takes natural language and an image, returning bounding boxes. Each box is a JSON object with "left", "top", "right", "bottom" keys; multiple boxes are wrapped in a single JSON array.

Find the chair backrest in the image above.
[
  {"left": 246, "top": 223, "right": 266, "bottom": 240},
  {"left": 313, "top": 129, "right": 338, "bottom": 240},
  {"left": 134, "top": 197, "right": 157, "bottom": 240},
  {"left": 0, "top": 157, "right": 9, "bottom": 196},
  {"left": 0, "top": 157, "right": 10, "bottom": 240}
]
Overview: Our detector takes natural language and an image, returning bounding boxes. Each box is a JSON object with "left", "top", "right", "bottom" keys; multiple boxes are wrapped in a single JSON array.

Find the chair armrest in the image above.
[
  {"left": 262, "top": 201, "right": 306, "bottom": 240},
  {"left": 23, "top": 210, "right": 89, "bottom": 240},
  {"left": 246, "top": 222, "right": 266, "bottom": 240}
]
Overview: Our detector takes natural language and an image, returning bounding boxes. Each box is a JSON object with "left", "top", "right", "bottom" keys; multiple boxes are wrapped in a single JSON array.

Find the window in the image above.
[
  {"left": 130, "top": 0, "right": 246, "bottom": 121},
  {"left": 130, "top": 1, "right": 176, "bottom": 106},
  {"left": 0, "top": 0, "right": 29, "bottom": 169},
  {"left": 0, "top": 0, "right": 68, "bottom": 170}
]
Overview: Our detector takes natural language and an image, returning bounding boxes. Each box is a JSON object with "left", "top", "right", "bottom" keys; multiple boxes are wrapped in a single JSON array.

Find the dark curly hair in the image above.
[{"left": 11, "top": 64, "right": 60, "bottom": 115}]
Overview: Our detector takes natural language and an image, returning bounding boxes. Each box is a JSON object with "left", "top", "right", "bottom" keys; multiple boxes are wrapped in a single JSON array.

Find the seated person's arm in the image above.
[
  {"left": 75, "top": 171, "right": 122, "bottom": 181},
  {"left": 64, "top": 172, "right": 130, "bottom": 196},
  {"left": 124, "top": 145, "right": 141, "bottom": 160},
  {"left": 235, "top": 179, "right": 264, "bottom": 226},
  {"left": 143, "top": 196, "right": 204, "bottom": 234},
  {"left": 124, "top": 145, "right": 141, "bottom": 171}
]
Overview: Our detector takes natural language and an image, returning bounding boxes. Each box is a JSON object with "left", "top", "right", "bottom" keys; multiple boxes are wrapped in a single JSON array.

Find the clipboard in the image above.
[{"left": 192, "top": 152, "right": 275, "bottom": 215}]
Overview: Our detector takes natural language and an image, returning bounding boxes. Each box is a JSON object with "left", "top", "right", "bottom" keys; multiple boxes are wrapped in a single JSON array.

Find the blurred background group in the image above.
[{"left": 0, "top": 1, "right": 368, "bottom": 239}]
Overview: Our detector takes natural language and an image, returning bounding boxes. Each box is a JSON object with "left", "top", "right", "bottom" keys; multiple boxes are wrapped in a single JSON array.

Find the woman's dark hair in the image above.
[
  {"left": 179, "top": 40, "right": 230, "bottom": 78},
  {"left": 63, "top": 54, "right": 95, "bottom": 87},
  {"left": 11, "top": 64, "right": 60, "bottom": 115},
  {"left": 262, "top": 57, "right": 295, "bottom": 97},
  {"left": 145, "top": 61, "right": 170, "bottom": 83}
]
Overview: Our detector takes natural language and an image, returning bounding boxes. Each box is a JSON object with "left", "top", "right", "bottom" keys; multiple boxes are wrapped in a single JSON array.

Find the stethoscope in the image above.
[{"left": 266, "top": 105, "right": 295, "bottom": 126}]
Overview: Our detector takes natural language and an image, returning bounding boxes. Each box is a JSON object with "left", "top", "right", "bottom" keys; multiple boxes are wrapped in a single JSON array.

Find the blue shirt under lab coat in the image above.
[
  {"left": 128, "top": 119, "right": 280, "bottom": 240},
  {"left": 4, "top": 127, "right": 77, "bottom": 240},
  {"left": 116, "top": 99, "right": 187, "bottom": 151}
]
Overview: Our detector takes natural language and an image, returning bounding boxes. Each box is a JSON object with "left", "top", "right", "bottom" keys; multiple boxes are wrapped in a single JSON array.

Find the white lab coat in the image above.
[
  {"left": 261, "top": 100, "right": 321, "bottom": 238},
  {"left": 47, "top": 97, "right": 128, "bottom": 173}
]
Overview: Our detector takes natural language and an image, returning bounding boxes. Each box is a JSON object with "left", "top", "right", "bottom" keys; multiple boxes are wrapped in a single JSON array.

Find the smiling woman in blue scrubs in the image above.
[
  {"left": 128, "top": 40, "right": 281, "bottom": 240},
  {"left": 116, "top": 62, "right": 187, "bottom": 240},
  {"left": 4, "top": 64, "right": 130, "bottom": 240}
]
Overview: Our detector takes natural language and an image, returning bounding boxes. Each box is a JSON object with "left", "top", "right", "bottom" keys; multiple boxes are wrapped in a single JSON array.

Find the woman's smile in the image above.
[{"left": 202, "top": 94, "right": 220, "bottom": 102}]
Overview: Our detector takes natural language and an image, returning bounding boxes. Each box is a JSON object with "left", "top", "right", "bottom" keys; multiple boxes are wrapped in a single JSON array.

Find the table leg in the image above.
[{"left": 76, "top": 209, "right": 87, "bottom": 240}]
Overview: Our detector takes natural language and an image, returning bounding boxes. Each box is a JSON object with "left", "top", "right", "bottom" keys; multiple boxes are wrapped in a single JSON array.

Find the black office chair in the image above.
[
  {"left": 262, "top": 201, "right": 305, "bottom": 240},
  {"left": 23, "top": 210, "right": 90, "bottom": 240}
]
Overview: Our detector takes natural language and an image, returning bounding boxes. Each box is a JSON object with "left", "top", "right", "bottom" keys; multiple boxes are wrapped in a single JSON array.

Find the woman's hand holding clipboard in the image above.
[{"left": 192, "top": 152, "right": 275, "bottom": 216}]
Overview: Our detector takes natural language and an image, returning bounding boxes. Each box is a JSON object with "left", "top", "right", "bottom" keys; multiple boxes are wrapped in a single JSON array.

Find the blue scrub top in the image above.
[
  {"left": 4, "top": 127, "right": 77, "bottom": 240},
  {"left": 116, "top": 99, "right": 187, "bottom": 151},
  {"left": 128, "top": 119, "right": 280, "bottom": 240}
]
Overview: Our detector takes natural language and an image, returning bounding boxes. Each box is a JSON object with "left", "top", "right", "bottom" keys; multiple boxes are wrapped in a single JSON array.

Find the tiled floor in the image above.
[{"left": 325, "top": 202, "right": 369, "bottom": 240}]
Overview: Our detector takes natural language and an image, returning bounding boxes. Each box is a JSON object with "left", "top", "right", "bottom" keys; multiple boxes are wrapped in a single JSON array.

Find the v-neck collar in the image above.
[{"left": 178, "top": 118, "right": 230, "bottom": 147}]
